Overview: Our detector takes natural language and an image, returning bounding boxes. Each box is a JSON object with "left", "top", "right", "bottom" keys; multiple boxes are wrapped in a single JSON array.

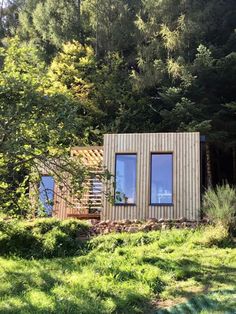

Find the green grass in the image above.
[{"left": 0, "top": 225, "right": 235, "bottom": 313}]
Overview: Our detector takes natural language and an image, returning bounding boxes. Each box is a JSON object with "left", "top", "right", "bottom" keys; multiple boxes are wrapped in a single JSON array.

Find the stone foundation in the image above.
[{"left": 89, "top": 218, "right": 209, "bottom": 236}]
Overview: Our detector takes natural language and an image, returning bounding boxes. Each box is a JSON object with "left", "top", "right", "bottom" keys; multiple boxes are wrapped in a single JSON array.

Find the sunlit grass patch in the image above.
[{"left": 25, "top": 290, "right": 55, "bottom": 311}]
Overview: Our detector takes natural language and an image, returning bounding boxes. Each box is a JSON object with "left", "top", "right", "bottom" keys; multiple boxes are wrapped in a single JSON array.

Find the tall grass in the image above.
[
  {"left": 0, "top": 225, "right": 235, "bottom": 313},
  {"left": 203, "top": 184, "right": 236, "bottom": 231}
]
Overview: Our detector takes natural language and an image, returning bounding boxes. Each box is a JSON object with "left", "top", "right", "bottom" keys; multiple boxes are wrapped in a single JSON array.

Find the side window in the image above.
[
  {"left": 39, "top": 176, "right": 55, "bottom": 216},
  {"left": 151, "top": 154, "right": 173, "bottom": 205},
  {"left": 115, "top": 154, "right": 137, "bottom": 204}
]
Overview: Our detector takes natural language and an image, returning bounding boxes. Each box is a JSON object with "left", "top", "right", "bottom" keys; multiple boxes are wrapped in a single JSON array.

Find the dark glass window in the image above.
[
  {"left": 39, "top": 176, "right": 54, "bottom": 215},
  {"left": 115, "top": 154, "right": 136, "bottom": 204},
  {"left": 151, "top": 154, "right": 173, "bottom": 204}
]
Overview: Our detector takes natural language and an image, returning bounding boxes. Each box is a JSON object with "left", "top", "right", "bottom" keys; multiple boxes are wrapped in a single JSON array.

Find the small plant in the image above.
[
  {"left": 192, "top": 224, "right": 229, "bottom": 247},
  {"left": 203, "top": 184, "right": 236, "bottom": 232}
]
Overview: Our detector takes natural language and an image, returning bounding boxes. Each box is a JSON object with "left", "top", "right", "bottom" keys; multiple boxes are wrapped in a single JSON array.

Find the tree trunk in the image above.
[
  {"left": 233, "top": 146, "right": 236, "bottom": 184},
  {"left": 0, "top": 0, "right": 4, "bottom": 28},
  {"left": 205, "top": 142, "right": 212, "bottom": 188},
  {"left": 215, "top": 147, "right": 221, "bottom": 184},
  {"left": 95, "top": 2, "right": 98, "bottom": 57}
]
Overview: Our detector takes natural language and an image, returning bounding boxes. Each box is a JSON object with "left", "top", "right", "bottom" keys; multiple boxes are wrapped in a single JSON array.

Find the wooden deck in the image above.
[{"left": 67, "top": 213, "right": 101, "bottom": 220}]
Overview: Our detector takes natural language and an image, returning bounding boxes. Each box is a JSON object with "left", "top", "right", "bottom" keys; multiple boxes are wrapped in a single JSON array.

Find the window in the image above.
[
  {"left": 151, "top": 154, "right": 173, "bottom": 205},
  {"left": 115, "top": 154, "right": 137, "bottom": 204},
  {"left": 39, "top": 176, "right": 55, "bottom": 216}
]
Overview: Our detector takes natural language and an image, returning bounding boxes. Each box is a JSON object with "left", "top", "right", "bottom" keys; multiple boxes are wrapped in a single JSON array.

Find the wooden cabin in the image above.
[{"left": 37, "top": 132, "right": 201, "bottom": 221}]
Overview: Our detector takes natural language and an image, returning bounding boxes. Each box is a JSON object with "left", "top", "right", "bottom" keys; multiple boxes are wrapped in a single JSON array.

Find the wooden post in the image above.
[{"left": 233, "top": 146, "right": 236, "bottom": 184}]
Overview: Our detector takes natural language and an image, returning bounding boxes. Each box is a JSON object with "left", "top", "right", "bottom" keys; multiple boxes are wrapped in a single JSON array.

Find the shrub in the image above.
[
  {"left": 191, "top": 224, "right": 229, "bottom": 247},
  {"left": 0, "top": 218, "right": 90, "bottom": 258},
  {"left": 203, "top": 184, "right": 236, "bottom": 231}
]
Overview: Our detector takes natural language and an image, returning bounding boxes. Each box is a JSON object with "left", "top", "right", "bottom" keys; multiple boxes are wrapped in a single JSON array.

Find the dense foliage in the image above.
[
  {"left": 0, "top": 226, "right": 235, "bottom": 313},
  {"left": 0, "top": 38, "right": 97, "bottom": 215},
  {"left": 0, "top": 218, "right": 89, "bottom": 258},
  {"left": 0, "top": 0, "right": 236, "bottom": 214}
]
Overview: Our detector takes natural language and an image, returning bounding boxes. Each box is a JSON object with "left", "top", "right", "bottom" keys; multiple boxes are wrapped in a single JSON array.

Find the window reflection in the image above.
[
  {"left": 115, "top": 154, "right": 136, "bottom": 204},
  {"left": 39, "top": 176, "right": 54, "bottom": 215},
  {"left": 151, "top": 154, "right": 173, "bottom": 204}
]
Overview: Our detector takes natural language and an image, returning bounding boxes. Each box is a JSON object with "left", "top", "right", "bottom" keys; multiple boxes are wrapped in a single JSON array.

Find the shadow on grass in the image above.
[
  {"left": 0, "top": 268, "right": 63, "bottom": 297},
  {"left": 142, "top": 256, "right": 236, "bottom": 296},
  {"left": 0, "top": 285, "right": 151, "bottom": 314},
  {"left": 0, "top": 263, "right": 151, "bottom": 314},
  {"left": 0, "top": 247, "right": 235, "bottom": 314},
  {"left": 156, "top": 289, "right": 236, "bottom": 314}
]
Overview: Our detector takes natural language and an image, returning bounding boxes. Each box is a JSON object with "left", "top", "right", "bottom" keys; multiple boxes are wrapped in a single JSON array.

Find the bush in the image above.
[
  {"left": 203, "top": 184, "right": 236, "bottom": 231},
  {"left": 191, "top": 224, "right": 229, "bottom": 247},
  {"left": 0, "top": 218, "right": 90, "bottom": 258}
]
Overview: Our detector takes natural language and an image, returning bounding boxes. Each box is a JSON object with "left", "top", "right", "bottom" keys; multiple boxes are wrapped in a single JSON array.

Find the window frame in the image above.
[
  {"left": 149, "top": 152, "right": 174, "bottom": 206},
  {"left": 114, "top": 153, "right": 137, "bottom": 206}
]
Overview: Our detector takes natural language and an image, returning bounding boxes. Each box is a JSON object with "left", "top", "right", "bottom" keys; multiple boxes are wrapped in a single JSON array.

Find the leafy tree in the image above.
[
  {"left": 46, "top": 40, "right": 103, "bottom": 143},
  {"left": 18, "top": 0, "right": 83, "bottom": 57},
  {"left": 133, "top": 0, "right": 236, "bottom": 185},
  {"left": 47, "top": 41, "right": 95, "bottom": 99},
  {"left": 81, "top": 0, "right": 141, "bottom": 61},
  {"left": 0, "top": 37, "right": 91, "bottom": 216}
]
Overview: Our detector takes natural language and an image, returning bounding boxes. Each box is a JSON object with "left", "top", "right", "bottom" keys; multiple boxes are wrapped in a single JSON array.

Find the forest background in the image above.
[{"left": 0, "top": 0, "right": 236, "bottom": 215}]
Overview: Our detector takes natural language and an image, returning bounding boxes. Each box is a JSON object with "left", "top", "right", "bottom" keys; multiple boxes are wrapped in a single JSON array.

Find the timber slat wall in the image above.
[
  {"left": 68, "top": 146, "right": 103, "bottom": 217},
  {"left": 36, "top": 147, "right": 103, "bottom": 219},
  {"left": 102, "top": 132, "right": 200, "bottom": 221},
  {"left": 55, "top": 147, "right": 103, "bottom": 219}
]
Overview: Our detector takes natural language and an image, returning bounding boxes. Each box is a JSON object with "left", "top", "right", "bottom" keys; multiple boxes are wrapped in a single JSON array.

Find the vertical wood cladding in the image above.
[{"left": 102, "top": 133, "right": 200, "bottom": 221}]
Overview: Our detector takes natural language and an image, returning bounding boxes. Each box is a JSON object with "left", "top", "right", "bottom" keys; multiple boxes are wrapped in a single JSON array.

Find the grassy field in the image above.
[{"left": 0, "top": 225, "right": 235, "bottom": 313}]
